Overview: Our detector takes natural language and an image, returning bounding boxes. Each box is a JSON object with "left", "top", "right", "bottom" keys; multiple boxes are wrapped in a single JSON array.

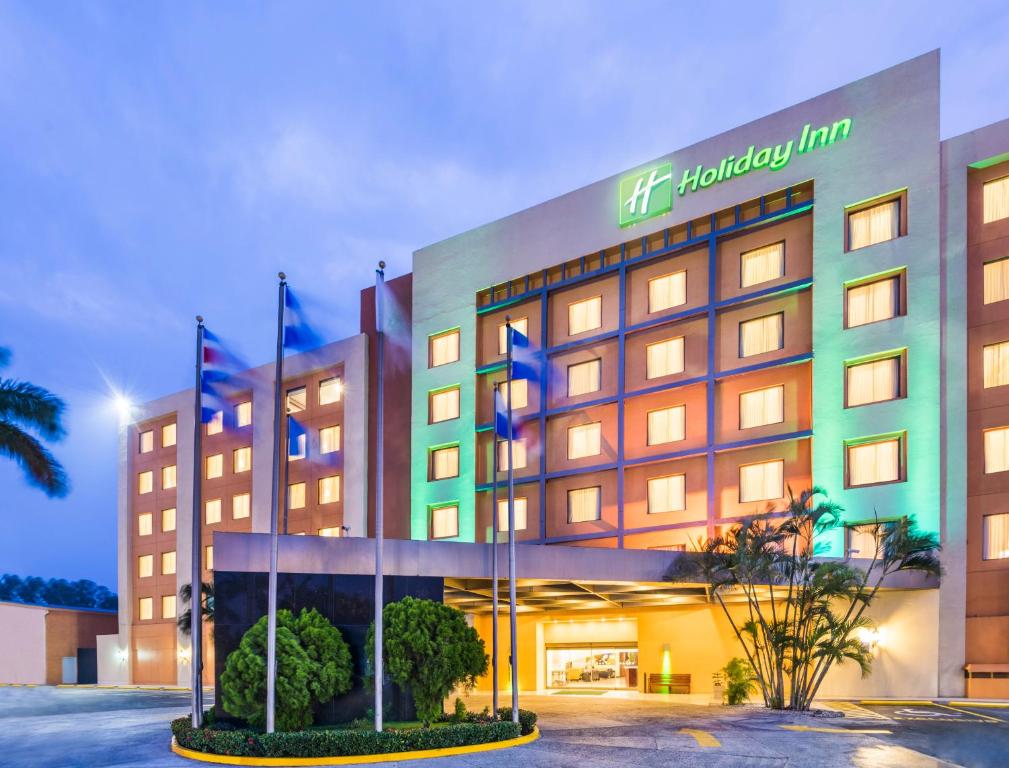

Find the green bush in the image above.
[
  {"left": 496, "top": 707, "right": 538, "bottom": 736},
  {"left": 722, "top": 657, "right": 758, "bottom": 705},
  {"left": 171, "top": 717, "right": 523, "bottom": 758},
  {"left": 220, "top": 608, "right": 353, "bottom": 730},
  {"left": 437, "top": 706, "right": 537, "bottom": 736},
  {"left": 367, "top": 597, "right": 488, "bottom": 726}
]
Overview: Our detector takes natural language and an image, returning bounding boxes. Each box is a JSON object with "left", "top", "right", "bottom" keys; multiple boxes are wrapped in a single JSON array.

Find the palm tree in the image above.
[
  {"left": 178, "top": 582, "right": 215, "bottom": 636},
  {"left": 0, "top": 347, "right": 68, "bottom": 496}
]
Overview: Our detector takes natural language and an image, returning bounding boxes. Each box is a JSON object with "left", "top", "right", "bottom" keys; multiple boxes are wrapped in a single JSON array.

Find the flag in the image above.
[
  {"left": 200, "top": 328, "right": 247, "bottom": 424},
  {"left": 288, "top": 415, "right": 307, "bottom": 459},
  {"left": 283, "top": 287, "right": 324, "bottom": 352},
  {"left": 509, "top": 327, "right": 540, "bottom": 382},
  {"left": 493, "top": 387, "right": 508, "bottom": 438}
]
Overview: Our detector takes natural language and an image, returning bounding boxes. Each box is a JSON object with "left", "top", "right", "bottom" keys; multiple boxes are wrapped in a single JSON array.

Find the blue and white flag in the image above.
[
  {"left": 493, "top": 387, "right": 509, "bottom": 439},
  {"left": 283, "top": 287, "right": 324, "bottom": 352},
  {"left": 288, "top": 415, "right": 307, "bottom": 459},
  {"left": 509, "top": 326, "right": 541, "bottom": 383},
  {"left": 200, "top": 327, "right": 247, "bottom": 424}
]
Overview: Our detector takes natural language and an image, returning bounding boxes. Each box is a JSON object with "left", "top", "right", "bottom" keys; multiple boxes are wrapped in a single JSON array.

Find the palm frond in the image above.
[
  {"left": 0, "top": 422, "right": 69, "bottom": 497},
  {"left": 0, "top": 379, "right": 67, "bottom": 440},
  {"left": 0, "top": 348, "right": 9, "bottom": 368}
]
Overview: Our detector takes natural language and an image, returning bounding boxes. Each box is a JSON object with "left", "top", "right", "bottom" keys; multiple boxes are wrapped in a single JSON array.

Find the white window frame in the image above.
[
  {"left": 430, "top": 445, "right": 460, "bottom": 480},
  {"left": 429, "top": 329, "right": 460, "bottom": 367},
  {"left": 646, "top": 337, "right": 685, "bottom": 380},
  {"left": 567, "top": 422, "right": 602, "bottom": 460},
  {"left": 431, "top": 504, "right": 459, "bottom": 539},
  {"left": 567, "top": 486, "right": 601, "bottom": 523},
  {"left": 648, "top": 270, "right": 687, "bottom": 314},
  {"left": 567, "top": 296, "right": 602, "bottom": 336},
  {"left": 647, "top": 473, "right": 686, "bottom": 514},
  {"left": 739, "top": 459, "right": 784, "bottom": 503},
  {"left": 740, "top": 241, "right": 785, "bottom": 288},
  {"left": 567, "top": 359, "right": 601, "bottom": 397},
  {"left": 647, "top": 405, "right": 685, "bottom": 446}
]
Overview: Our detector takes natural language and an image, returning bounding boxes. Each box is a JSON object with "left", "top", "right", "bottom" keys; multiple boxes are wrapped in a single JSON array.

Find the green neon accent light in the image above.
[
  {"left": 427, "top": 440, "right": 460, "bottom": 452},
  {"left": 476, "top": 361, "right": 507, "bottom": 376},
  {"left": 843, "top": 429, "right": 906, "bottom": 449},
  {"left": 843, "top": 347, "right": 907, "bottom": 367},
  {"left": 970, "top": 151, "right": 1009, "bottom": 170},
  {"left": 843, "top": 265, "right": 907, "bottom": 289},
  {"left": 619, "top": 117, "right": 853, "bottom": 227},
  {"left": 428, "top": 325, "right": 461, "bottom": 339},
  {"left": 844, "top": 186, "right": 907, "bottom": 210},
  {"left": 428, "top": 382, "right": 461, "bottom": 396}
]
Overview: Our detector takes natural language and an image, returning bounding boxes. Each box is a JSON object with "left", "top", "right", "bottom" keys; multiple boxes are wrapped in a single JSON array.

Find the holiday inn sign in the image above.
[{"left": 618, "top": 117, "right": 854, "bottom": 227}]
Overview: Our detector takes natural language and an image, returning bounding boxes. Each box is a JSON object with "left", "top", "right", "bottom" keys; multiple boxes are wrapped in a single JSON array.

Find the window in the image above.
[
  {"left": 567, "top": 422, "right": 601, "bottom": 459},
  {"left": 739, "top": 459, "right": 784, "bottom": 502},
  {"left": 431, "top": 504, "right": 459, "bottom": 539},
  {"left": 286, "top": 386, "right": 307, "bottom": 414},
  {"left": 983, "top": 513, "right": 1009, "bottom": 560},
  {"left": 138, "top": 597, "right": 153, "bottom": 621},
  {"left": 206, "top": 545, "right": 214, "bottom": 570},
  {"left": 205, "top": 498, "right": 222, "bottom": 524},
  {"left": 497, "top": 379, "right": 528, "bottom": 410},
  {"left": 984, "top": 341, "right": 1009, "bottom": 388},
  {"left": 648, "top": 271, "right": 686, "bottom": 313},
  {"left": 161, "top": 550, "right": 176, "bottom": 576},
  {"left": 984, "top": 258, "right": 1009, "bottom": 304},
  {"left": 138, "top": 513, "right": 153, "bottom": 536},
  {"left": 567, "top": 359, "right": 601, "bottom": 397},
  {"left": 430, "top": 445, "right": 460, "bottom": 480},
  {"left": 497, "top": 439, "right": 527, "bottom": 471},
  {"left": 139, "top": 430, "right": 154, "bottom": 454},
  {"left": 161, "top": 465, "right": 177, "bottom": 489},
  {"left": 162, "top": 595, "right": 176, "bottom": 620},
  {"left": 647, "top": 474, "right": 686, "bottom": 514},
  {"left": 499, "top": 317, "right": 528, "bottom": 355},
  {"left": 320, "top": 425, "right": 341, "bottom": 454},
  {"left": 319, "top": 475, "right": 340, "bottom": 504},
  {"left": 288, "top": 482, "right": 306, "bottom": 509},
  {"left": 984, "top": 426, "right": 1009, "bottom": 474},
  {"left": 206, "top": 454, "right": 223, "bottom": 479},
  {"left": 137, "top": 471, "right": 153, "bottom": 495},
  {"left": 232, "top": 492, "right": 251, "bottom": 519},
  {"left": 430, "top": 387, "right": 460, "bottom": 423},
  {"left": 162, "top": 423, "right": 176, "bottom": 447},
  {"left": 430, "top": 329, "right": 460, "bottom": 367},
  {"left": 206, "top": 410, "right": 223, "bottom": 435},
  {"left": 846, "top": 356, "right": 901, "bottom": 407},
  {"left": 568, "top": 486, "right": 601, "bottom": 523},
  {"left": 319, "top": 527, "right": 342, "bottom": 538},
  {"left": 984, "top": 176, "right": 1009, "bottom": 224},
  {"left": 162, "top": 508, "right": 176, "bottom": 533},
  {"left": 319, "top": 377, "right": 342, "bottom": 405},
  {"left": 740, "top": 385, "right": 784, "bottom": 429},
  {"left": 741, "top": 242, "right": 785, "bottom": 288},
  {"left": 137, "top": 555, "right": 153, "bottom": 578},
  {"left": 740, "top": 313, "right": 783, "bottom": 358},
  {"left": 848, "top": 437, "right": 901, "bottom": 486},
  {"left": 235, "top": 401, "right": 252, "bottom": 428},
  {"left": 646, "top": 337, "right": 684, "bottom": 379},
  {"left": 497, "top": 498, "right": 528, "bottom": 532},
  {"left": 233, "top": 446, "right": 252, "bottom": 473},
  {"left": 647, "top": 405, "right": 685, "bottom": 446},
  {"left": 846, "top": 276, "right": 900, "bottom": 327},
  {"left": 847, "top": 524, "right": 887, "bottom": 558},
  {"left": 848, "top": 199, "right": 899, "bottom": 250},
  {"left": 568, "top": 296, "right": 602, "bottom": 336}
]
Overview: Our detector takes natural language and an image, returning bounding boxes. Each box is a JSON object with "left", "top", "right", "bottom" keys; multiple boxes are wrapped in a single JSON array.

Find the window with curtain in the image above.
[
  {"left": 983, "top": 176, "right": 1009, "bottom": 224},
  {"left": 429, "top": 329, "right": 460, "bottom": 367},
  {"left": 984, "top": 426, "right": 1009, "bottom": 474},
  {"left": 497, "top": 497, "right": 528, "bottom": 532},
  {"left": 161, "top": 550, "right": 176, "bottom": 575},
  {"left": 498, "top": 317, "right": 528, "bottom": 354},
  {"left": 848, "top": 199, "right": 899, "bottom": 250},
  {"left": 847, "top": 524, "right": 884, "bottom": 558},
  {"left": 430, "top": 445, "right": 460, "bottom": 480},
  {"left": 568, "top": 296, "right": 602, "bottom": 335},
  {"left": 138, "top": 513, "right": 153, "bottom": 537},
  {"left": 646, "top": 337, "right": 684, "bottom": 379},
  {"left": 232, "top": 492, "right": 250, "bottom": 519},
  {"left": 984, "top": 258, "right": 1009, "bottom": 304},
  {"left": 235, "top": 401, "right": 253, "bottom": 427},
  {"left": 567, "top": 359, "right": 601, "bottom": 397},
  {"left": 288, "top": 482, "right": 306, "bottom": 509},
  {"left": 983, "top": 513, "right": 1009, "bottom": 560},
  {"left": 648, "top": 271, "right": 687, "bottom": 313},
  {"left": 162, "top": 464, "right": 177, "bottom": 489},
  {"left": 162, "top": 422, "right": 177, "bottom": 447},
  {"left": 285, "top": 387, "right": 306, "bottom": 414},
  {"left": 846, "top": 276, "right": 899, "bottom": 327},
  {"left": 567, "top": 422, "right": 601, "bottom": 459},
  {"left": 647, "top": 473, "right": 686, "bottom": 514},
  {"left": 206, "top": 454, "right": 223, "bottom": 479},
  {"left": 318, "top": 527, "right": 342, "bottom": 538},
  {"left": 739, "top": 313, "right": 784, "bottom": 358},
  {"left": 139, "top": 430, "right": 154, "bottom": 453},
  {"left": 568, "top": 486, "right": 601, "bottom": 523},
  {"left": 137, "top": 554, "right": 153, "bottom": 578},
  {"left": 431, "top": 504, "right": 459, "bottom": 539},
  {"left": 984, "top": 341, "right": 1009, "bottom": 388},
  {"left": 162, "top": 595, "right": 176, "bottom": 619},
  {"left": 138, "top": 597, "right": 153, "bottom": 621},
  {"left": 739, "top": 459, "right": 784, "bottom": 502},
  {"left": 205, "top": 498, "right": 222, "bottom": 524},
  {"left": 138, "top": 471, "right": 153, "bottom": 495},
  {"left": 740, "top": 242, "right": 785, "bottom": 288},
  {"left": 739, "top": 385, "right": 784, "bottom": 429},
  {"left": 162, "top": 507, "right": 176, "bottom": 532},
  {"left": 318, "top": 475, "right": 340, "bottom": 504},
  {"left": 847, "top": 438, "right": 900, "bottom": 486},
  {"left": 498, "top": 378, "right": 529, "bottom": 409},
  {"left": 206, "top": 409, "right": 223, "bottom": 435},
  {"left": 320, "top": 425, "right": 341, "bottom": 454},
  {"left": 233, "top": 447, "right": 252, "bottom": 473},
  {"left": 319, "top": 377, "right": 343, "bottom": 405},
  {"left": 430, "top": 387, "right": 460, "bottom": 423},
  {"left": 846, "top": 356, "right": 901, "bottom": 407},
  {"left": 497, "top": 439, "right": 527, "bottom": 471},
  {"left": 647, "top": 405, "right": 686, "bottom": 446},
  {"left": 206, "top": 545, "right": 214, "bottom": 570}
]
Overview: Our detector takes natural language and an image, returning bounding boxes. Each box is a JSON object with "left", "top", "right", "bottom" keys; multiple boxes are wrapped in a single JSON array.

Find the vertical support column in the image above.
[
  {"left": 706, "top": 224, "right": 718, "bottom": 537},
  {"left": 616, "top": 253, "right": 629, "bottom": 547},
  {"left": 538, "top": 291, "right": 549, "bottom": 542}
]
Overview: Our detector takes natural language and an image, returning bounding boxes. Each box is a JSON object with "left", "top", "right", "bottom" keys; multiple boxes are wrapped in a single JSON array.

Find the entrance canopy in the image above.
[{"left": 444, "top": 578, "right": 709, "bottom": 613}]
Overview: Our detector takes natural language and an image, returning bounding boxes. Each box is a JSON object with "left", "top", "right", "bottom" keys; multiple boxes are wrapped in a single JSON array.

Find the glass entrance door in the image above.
[{"left": 546, "top": 644, "right": 638, "bottom": 689}]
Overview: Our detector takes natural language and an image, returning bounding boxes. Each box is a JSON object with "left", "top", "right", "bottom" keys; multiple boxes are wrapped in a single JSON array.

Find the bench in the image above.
[{"left": 647, "top": 673, "right": 691, "bottom": 694}]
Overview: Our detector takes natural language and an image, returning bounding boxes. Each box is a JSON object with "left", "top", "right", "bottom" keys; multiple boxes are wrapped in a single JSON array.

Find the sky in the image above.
[{"left": 1, "top": 1, "right": 1007, "bottom": 588}]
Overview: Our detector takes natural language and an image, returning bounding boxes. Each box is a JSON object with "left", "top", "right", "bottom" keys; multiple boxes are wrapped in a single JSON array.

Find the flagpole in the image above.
[
  {"left": 281, "top": 417, "right": 290, "bottom": 535},
  {"left": 266, "top": 272, "right": 287, "bottom": 734},
  {"left": 374, "top": 261, "right": 386, "bottom": 733},
  {"left": 504, "top": 317, "right": 519, "bottom": 724},
  {"left": 190, "top": 316, "right": 205, "bottom": 728},
  {"left": 490, "top": 402, "right": 499, "bottom": 716}
]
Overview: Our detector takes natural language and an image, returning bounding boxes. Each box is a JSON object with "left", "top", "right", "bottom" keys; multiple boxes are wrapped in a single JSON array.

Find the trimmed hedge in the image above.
[{"left": 171, "top": 716, "right": 530, "bottom": 759}]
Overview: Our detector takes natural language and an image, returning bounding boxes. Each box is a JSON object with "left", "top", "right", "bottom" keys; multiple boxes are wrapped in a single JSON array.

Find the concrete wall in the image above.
[
  {"left": 96, "top": 633, "right": 130, "bottom": 685},
  {"left": 0, "top": 603, "right": 46, "bottom": 684}
]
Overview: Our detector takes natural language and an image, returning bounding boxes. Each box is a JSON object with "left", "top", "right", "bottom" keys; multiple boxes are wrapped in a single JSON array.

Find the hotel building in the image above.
[{"left": 113, "top": 51, "right": 1009, "bottom": 702}]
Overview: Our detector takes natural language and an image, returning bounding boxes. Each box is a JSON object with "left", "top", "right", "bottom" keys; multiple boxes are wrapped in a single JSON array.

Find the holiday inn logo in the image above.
[{"left": 618, "top": 116, "right": 854, "bottom": 227}]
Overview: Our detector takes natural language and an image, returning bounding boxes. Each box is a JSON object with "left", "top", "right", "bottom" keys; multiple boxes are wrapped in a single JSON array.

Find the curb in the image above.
[{"left": 171, "top": 728, "right": 540, "bottom": 766}]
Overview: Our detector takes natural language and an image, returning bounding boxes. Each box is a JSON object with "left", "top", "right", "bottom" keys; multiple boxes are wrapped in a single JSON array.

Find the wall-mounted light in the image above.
[
  {"left": 116, "top": 648, "right": 128, "bottom": 663},
  {"left": 661, "top": 643, "right": 672, "bottom": 675},
  {"left": 178, "top": 647, "right": 191, "bottom": 664},
  {"left": 856, "top": 626, "right": 885, "bottom": 651}
]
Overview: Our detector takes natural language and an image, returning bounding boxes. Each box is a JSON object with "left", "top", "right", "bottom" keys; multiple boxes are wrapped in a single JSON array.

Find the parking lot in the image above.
[{"left": 2, "top": 686, "right": 1008, "bottom": 767}]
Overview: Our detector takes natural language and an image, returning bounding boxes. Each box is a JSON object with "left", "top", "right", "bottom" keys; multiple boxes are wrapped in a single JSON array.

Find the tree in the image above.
[
  {"left": 0, "top": 347, "right": 69, "bottom": 497},
  {"left": 0, "top": 573, "right": 116, "bottom": 609},
  {"left": 668, "top": 487, "right": 940, "bottom": 710},
  {"left": 177, "top": 582, "right": 215, "bottom": 637},
  {"left": 367, "top": 597, "right": 488, "bottom": 727},
  {"left": 220, "top": 608, "right": 353, "bottom": 731}
]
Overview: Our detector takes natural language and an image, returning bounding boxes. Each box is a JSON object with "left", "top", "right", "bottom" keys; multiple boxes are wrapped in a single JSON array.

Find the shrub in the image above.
[
  {"left": 220, "top": 608, "right": 353, "bottom": 731},
  {"left": 367, "top": 597, "right": 488, "bottom": 726},
  {"left": 496, "top": 707, "right": 538, "bottom": 736},
  {"left": 451, "top": 696, "right": 468, "bottom": 723},
  {"left": 722, "top": 657, "right": 758, "bottom": 705}
]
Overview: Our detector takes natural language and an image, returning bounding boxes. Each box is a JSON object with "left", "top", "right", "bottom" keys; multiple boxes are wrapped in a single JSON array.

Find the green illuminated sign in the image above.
[{"left": 619, "top": 117, "right": 853, "bottom": 227}]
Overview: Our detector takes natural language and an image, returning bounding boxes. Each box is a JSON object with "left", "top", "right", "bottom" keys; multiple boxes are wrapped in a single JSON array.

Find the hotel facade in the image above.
[{"left": 113, "top": 52, "right": 1009, "bottom": 702}]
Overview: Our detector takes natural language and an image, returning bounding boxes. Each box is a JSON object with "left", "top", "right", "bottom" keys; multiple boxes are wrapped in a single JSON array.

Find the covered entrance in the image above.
[{"left": 546, "top": 644, "right": 638, "bottom": 690}]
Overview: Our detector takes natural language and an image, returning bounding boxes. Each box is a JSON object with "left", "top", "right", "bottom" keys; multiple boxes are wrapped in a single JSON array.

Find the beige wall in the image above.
[{"left": 0, "top": 603, "right": 46, "bottom": 684}]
